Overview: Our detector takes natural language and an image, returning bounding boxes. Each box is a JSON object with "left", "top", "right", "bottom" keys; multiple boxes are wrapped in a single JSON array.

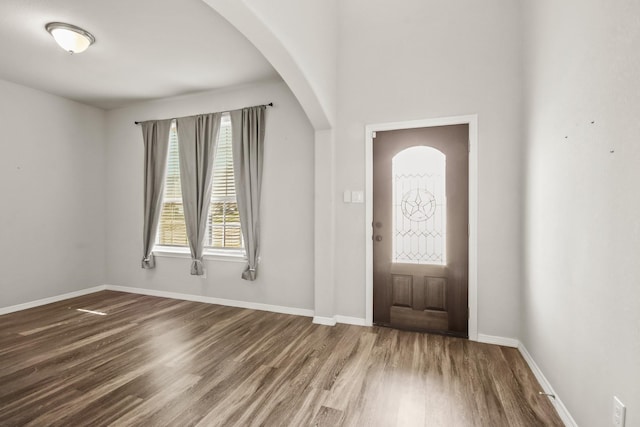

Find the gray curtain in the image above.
[
  {"left": 177, "top": 113, "right": 222, "bottom": 275},
  {"left": 140, "top": 120, "right": 172, "bottom": 269},
  {"left": 230, "top": 106, "right": 266, "bottom": 281}
]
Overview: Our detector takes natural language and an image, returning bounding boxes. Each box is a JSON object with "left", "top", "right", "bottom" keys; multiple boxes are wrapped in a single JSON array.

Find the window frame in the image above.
[
  {"left": 153, "top": 244, "right": 246, "bottom": 262},
  {"left": 153, "top": 114, "right": 246, "bottom": 261}
]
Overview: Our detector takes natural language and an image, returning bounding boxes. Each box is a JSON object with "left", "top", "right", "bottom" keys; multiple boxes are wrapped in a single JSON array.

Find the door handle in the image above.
[{"left": 375, "top": 235, "right": 382, "bottom": 242}]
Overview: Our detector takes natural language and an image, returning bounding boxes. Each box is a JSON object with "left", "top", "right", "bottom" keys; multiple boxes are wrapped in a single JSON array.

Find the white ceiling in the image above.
[{"left": 0, "top": 0, "right": 280, "bottom": 109}]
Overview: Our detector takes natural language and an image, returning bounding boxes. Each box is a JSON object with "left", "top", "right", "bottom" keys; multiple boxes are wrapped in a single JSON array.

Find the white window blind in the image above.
[
  {"left": 157, "top": 114, "right": 243, "bottom": 250},
  {"left": 210, "top": 116, "right": 242, "bottom": 248},
  {"left": 157, "top": 122, "right": 186, "bottom": 246}
]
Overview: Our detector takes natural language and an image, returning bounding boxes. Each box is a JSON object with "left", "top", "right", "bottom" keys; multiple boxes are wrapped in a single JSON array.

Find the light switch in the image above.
[
  {"left": 351, "top": 191, "right": 364, "bottom": 203},
  {"left": 343, "top": 190, "right": 352, "bottom": 203}
]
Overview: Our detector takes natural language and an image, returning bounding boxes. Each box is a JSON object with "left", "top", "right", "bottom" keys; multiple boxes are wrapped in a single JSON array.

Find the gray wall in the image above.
[
  {"left": 522, "top": 1, "right": 640, "bottom": 425},
  {"left": 104, "top": 80, "right": 316, "bottom": 310},
  {"left": 333, "top": 0, "right": 524, "bottom": 338},
  {"left": 0, "top": 79, "right": 106, "bottom": 307}
]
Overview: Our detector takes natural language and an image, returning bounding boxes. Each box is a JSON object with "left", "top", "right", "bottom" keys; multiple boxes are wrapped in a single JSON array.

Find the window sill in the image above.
[{"left": 153, "top": 246, "right": 246, "bottom": 263}]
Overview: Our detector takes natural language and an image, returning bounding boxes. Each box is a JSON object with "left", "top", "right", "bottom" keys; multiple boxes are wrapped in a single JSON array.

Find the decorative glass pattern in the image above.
[{"left": 392, "top": 146, "right": 446, "bottom": 265}]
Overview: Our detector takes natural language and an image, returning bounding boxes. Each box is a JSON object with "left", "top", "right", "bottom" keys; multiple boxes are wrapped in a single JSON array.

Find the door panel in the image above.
[
  {"left": 373, "top": 125, "right": 469, "bottom": 337},
  {"left": 425, "top": 277, "right": 446, "bottom": 310},
  {"left": 391, "top": 275, "right": 413, "bottom": 307}
]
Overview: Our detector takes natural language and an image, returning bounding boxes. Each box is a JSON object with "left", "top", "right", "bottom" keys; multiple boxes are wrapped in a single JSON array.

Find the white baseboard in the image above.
[
  {"left": 477, "top": 333, "right": 519, "bottom": 348},
  {"left": 312, "top": 316, "right": 337, "bottom": 326},
  {"left": 518, "top": 343, "right": 577, "bottom": 427},
  {"left": 0, "top": 283, "right": 366, "bottom": 329},
  {"left": 313, "top": 315, "right": 367, "bottom": 326},
  {"left": 475, "top": 334, "right": 576, "bottom": 426},
  {"left": 104, "top": 284, "right": 315, "bottom": 318},
  {"left": 105, "top": 285, "right": 368, "bottom": 327},
  {"left": 0, "top": 285, "right": 106, "bottom": 316},
  {"left": 335, "top": 315, "right": 367, "bottom": 326}
]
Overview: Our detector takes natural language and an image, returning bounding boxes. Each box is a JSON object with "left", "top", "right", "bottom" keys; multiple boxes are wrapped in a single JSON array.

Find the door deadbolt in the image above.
[{"left": 375, "top": 235, "right": 382, "bottom": 241}]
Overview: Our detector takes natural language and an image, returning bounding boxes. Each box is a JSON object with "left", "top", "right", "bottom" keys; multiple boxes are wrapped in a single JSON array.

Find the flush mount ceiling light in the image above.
[{"left": 45, "top": 22, "right": 95, "bottom": 54}]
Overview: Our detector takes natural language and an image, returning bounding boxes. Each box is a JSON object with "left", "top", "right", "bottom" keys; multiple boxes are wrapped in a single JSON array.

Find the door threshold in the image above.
[{"left": 374, "top": 322, "right": 468, "bottom": 339}]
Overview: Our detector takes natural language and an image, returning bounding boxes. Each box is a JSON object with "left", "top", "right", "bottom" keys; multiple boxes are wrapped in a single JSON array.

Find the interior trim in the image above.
[
  {"left": 0, "top": 285, "right": 371, "bottom": 328},
  {"left": 312, "top": 316, "right": 337, "bottom": 326},
  {"left": 0, "top": 285, "right": 107, "bottom": 316},
  {"left": 105, "top": 284, "right": 314, "bottom": 318},
  {"left": 518, "top": 342, "right": 578, "bottom": 427},
  {"left": 478, "top": 333, "right": 519, "bottom": 348}
]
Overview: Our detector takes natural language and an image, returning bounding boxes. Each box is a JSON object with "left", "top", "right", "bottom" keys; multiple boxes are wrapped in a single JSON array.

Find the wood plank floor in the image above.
[{"left": 0, "top": 291, "right": 563, "bottom": 426}]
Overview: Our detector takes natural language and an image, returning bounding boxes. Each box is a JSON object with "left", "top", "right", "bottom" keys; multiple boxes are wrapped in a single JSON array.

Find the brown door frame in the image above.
[{"left": 365, "top": 115, "right": 479, "bottom": 341}]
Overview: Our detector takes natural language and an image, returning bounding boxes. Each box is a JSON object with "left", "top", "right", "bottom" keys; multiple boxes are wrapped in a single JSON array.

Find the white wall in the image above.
[
  {"left": 202, "top": 0, "right": 336, "bottom": 130},
  {"left": 0, "top": 79, "right": 106, "bottom": 307},
  {"left": 200, "top": 0, "right": 339, "bottom": 320},
  {"left": 104, "top": 80, "right": 316, "bottom": 310},
  {"left": 241, "top": 0, "right": 338, "bottom": 125},
  {"left": 333, "top": 0, "right": 523, "bottom": 338},
  {"left": 522, "top": 1, "right": 640, "bottom": 425}
]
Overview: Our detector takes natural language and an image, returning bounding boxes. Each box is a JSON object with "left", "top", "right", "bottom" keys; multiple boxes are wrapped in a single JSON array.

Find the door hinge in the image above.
[{"left": 468, "top": 307, "right": 470, "bottom": 320}]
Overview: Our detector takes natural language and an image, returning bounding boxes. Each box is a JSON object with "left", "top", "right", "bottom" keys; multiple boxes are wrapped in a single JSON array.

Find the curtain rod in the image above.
[{"left": 134, "top": 102, "right": 273, "bottom": 125}]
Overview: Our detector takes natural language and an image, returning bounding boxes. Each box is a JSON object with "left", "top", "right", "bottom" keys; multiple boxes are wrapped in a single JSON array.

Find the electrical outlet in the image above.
[{"left": 613, "top": 396, "right": 626, "bottom": 427}]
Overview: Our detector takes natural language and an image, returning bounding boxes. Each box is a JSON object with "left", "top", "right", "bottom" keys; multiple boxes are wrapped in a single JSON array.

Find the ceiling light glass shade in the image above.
[{"left": 45, "top": 22, "right": 95, "bottom": 54}]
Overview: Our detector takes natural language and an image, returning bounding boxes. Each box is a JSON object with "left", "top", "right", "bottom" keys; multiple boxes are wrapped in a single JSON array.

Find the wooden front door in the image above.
[{"left": 373, "top": 125, "right": 469, "bottom": 337}]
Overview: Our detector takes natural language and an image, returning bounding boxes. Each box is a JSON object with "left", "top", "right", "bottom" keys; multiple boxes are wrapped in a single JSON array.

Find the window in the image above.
[
  {"left": 156, "top": 114, "right": 243, "bottom": 253},
  {"left": 157, "top": 122, "right": 186, "bottom": 246},
  {"left": 392, "top": 146, "right": 446, "bottom": 265}
]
